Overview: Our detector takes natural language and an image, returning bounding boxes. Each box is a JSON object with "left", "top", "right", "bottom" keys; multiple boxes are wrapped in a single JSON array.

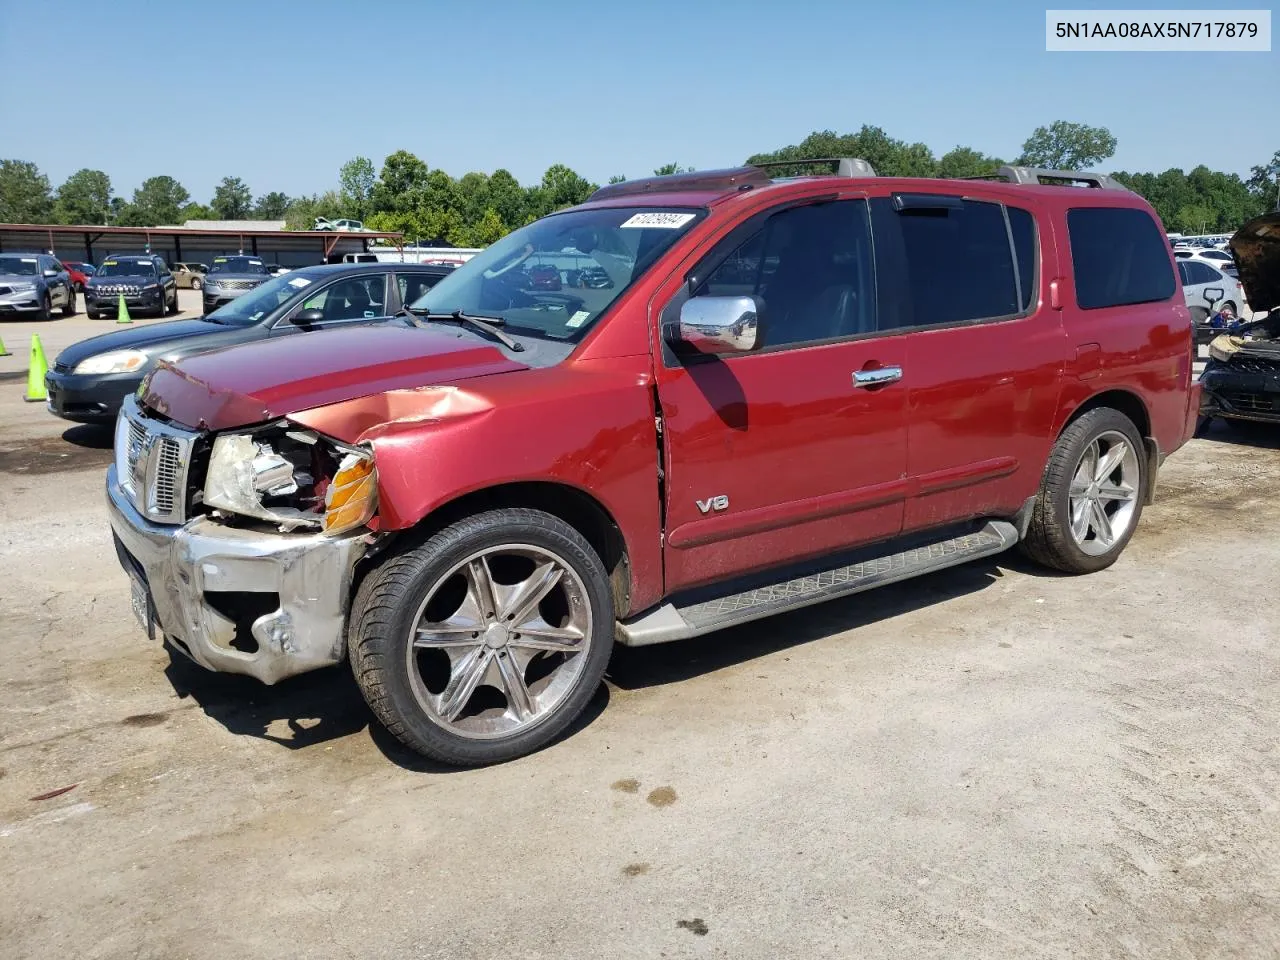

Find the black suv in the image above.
[{"left": 85, "top": 255, "right": 178, "bottom": 319}]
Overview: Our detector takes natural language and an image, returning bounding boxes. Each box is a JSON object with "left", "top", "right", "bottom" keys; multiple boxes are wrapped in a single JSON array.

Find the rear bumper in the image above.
[
  {"left": 106, "top": 464, "right": 368, "bottom": 684},
  {"left": 45, "top": 369, "right": 140, "bottom": 422}
]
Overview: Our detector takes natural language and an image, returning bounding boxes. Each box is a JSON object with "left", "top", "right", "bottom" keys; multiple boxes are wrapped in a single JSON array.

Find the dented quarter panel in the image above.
[{"left": 290, "top": 355, "right": 666, "bottom": 613}]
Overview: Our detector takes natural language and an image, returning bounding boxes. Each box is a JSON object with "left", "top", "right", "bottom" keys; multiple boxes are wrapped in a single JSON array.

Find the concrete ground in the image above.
[{"left": 1, "top": 315, "right": 1278, "bottom": 959}]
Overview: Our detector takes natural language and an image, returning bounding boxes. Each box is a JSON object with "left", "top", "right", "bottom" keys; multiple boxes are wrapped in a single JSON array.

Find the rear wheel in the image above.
[
  {"left": 350, "top": 508, "right": 614, "bottom": 766},
  {"left": 1020, "top": 408, "right": 1146, "bottom": 574}
]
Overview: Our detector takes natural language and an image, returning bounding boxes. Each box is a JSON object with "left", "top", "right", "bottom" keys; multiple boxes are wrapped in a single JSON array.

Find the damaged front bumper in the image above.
[
  {"left": 106, "top": 464, "right": 367, "bottom": 684},
  {"left": 1200, "top": 334, "right": 1280, "bottom": 424}
]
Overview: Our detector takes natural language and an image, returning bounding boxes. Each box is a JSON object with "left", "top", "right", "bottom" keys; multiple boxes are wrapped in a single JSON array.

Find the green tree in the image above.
[
  {"left": 486, "top": 169, "right": 527, "bottom": 230},
  {"left": 0, "top": 159, "right": 53, "bottom": 223},
  {"left": 468, "top": 208, "right": 507, "bottom": 246},
  {"left": 936, "top": 147, "right": 1003, "bottom": 180},
  {"left": 372, "top": 150, "right": 430, "bottom": 213},
  {"left": 284, "top": 191, "right": 343, "bottom": 231},
  {"left": 653, "top": 163, "right": 692, "bottom": 176},
  {"left": 253, "top": 191, "right": 290, "bottom": 219},
  {"left": 178, "top": 201, "right": 214, "bottom": 222},
  {"left": 1247, "top": 149, "right": 1280, "bottom": 212},
  {"left": 747, "top": 126, "right": 939, "bottom": 178},
  {"left": 211, "top": 176, "right": 253, "bottom": 220},
  {"left": 339, "top": 156, "right": 376, "bottom": 220},
  {"left": 122, "top": 175, "right": 190, "bottom": 226},
  {"left": 1173, "top": 203, "right": 1217, "bottom": 235},
  {"left": 54, "top": 168, "right": 112, "bottom": 225},
  {"left": 529, "top": 164, "right": 596, "bottom": 218},
  {"left": 1017, "top": 121, "right": 1117, "bottom": 170},
  {"left": 607, "top": 174, "right": 627, "bottom": 184}
]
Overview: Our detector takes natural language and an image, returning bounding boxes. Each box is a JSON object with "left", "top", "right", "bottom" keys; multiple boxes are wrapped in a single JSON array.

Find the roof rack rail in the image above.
[
  {"left": 587, "top": 166, "right": 773, "bottom": 202},
  {"left": 984, "top": 165, "right": 1130, "bottom": 191},
  {"left": 751, "top": 157, "right": 878, "bottom": 178},
  {"left": 585, "top": 157, "right": 878, "bottom": 202}
]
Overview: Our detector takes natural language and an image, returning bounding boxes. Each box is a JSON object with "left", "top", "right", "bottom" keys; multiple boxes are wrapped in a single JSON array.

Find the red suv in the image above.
[{"left": 106, "top": 161, "right": 1199, "bottom": 766}]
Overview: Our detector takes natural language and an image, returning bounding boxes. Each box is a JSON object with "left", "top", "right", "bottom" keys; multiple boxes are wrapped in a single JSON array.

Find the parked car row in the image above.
[
  {"left": 90, "top": 160, "right": 1228, "bottom": 768},
  {"left": 46, "top": 262, "right": 454, "bottom": 423}
]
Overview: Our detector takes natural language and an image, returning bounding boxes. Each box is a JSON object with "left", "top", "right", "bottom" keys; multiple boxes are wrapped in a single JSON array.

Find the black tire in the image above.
[
  {"left": 38, "top": 293, "right": 52, "bottom": 321},
  {"left": 62, "top": 287, "right": 76, "bottom": 317},
  {"left": 350, "top": 508, "right": 615, "bottom": 766},
  {"left": 87, "top": 308, "right": 99, "bottom": 320},
  {"left": 1020, "top": 408, "right": 1147, "bottom": 574}
]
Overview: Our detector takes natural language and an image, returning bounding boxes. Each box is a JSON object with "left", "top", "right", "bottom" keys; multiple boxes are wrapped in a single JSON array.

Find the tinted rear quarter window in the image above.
[
  {"left": 1008, "top": 207, "right": 1037, "bottom": 311},
  {"left": 1068, "top": 207, "right": 1175, "bottom": 309}
]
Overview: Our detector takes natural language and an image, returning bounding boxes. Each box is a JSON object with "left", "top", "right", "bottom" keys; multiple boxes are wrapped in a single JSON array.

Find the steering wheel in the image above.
[{"left": 483, "top": 243, "right": 535, "bottom": 279}]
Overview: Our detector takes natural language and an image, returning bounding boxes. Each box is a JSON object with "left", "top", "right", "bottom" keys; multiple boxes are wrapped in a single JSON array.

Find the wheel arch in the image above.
[
  {"left": 1057, "top": 388, "right": 1158, "bottom": 503},
  {"left": 370, "top": 480, "right": 633, "bottom": 617}
]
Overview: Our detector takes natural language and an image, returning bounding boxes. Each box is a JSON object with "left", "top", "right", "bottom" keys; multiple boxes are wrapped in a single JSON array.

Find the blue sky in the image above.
[{"left": 1, "top": 0, "right": 1275, "bottom": 202}]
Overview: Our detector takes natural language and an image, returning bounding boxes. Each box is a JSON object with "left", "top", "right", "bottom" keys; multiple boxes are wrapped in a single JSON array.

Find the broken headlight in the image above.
[{"left": 203, "top": 427, "right": 376, "bottom": 534}]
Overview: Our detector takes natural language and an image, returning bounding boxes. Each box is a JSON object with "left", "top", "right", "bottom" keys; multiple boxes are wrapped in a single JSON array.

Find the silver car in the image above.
[{"left": 0, "top": 253, "right": 75, "bottom": 319}]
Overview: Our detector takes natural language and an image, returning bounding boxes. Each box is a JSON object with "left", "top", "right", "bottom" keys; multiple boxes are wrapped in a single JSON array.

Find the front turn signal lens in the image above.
[{"left": 323, "top": 452, "right": 377, "bottom": 534}]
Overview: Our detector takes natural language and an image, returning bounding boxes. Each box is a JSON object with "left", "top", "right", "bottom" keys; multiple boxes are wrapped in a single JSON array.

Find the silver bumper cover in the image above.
[{"left": 106, "top": 464, "right": 367, "bottom": 684}]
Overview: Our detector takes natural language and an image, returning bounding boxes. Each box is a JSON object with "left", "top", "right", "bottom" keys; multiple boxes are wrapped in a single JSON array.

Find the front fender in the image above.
[{"left": 290, "top": 358, "right": 666, "bottom": 611}]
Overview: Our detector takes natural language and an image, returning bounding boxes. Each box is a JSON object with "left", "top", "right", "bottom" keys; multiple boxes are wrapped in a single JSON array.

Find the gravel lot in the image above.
[{"left": 1, "top": 309, "right": 1277, "bottom": 959}]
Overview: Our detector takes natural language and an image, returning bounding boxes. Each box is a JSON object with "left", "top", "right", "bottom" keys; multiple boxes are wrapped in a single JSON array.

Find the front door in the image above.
[{"left": 654, "top": 197, "right": 908, "bottom": 594}]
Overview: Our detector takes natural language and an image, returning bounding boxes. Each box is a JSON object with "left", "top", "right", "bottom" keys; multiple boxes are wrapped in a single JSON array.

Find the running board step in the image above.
[{"left": 616, "top": 520, "right": 1019, "bottom": 647}]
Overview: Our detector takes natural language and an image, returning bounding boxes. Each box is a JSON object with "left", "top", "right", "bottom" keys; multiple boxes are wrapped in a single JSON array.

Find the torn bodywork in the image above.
[
  {"left": 1201, "top": 213, "right": 1280, "bottom": 422},
  {"left": 1200, "top": 314, "right": 1280, "bottom": 423}
]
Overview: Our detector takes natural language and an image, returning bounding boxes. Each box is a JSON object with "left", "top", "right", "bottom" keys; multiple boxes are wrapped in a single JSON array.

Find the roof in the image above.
[{"left": 181, "top": 219, "right": 287, "bottom": 231}]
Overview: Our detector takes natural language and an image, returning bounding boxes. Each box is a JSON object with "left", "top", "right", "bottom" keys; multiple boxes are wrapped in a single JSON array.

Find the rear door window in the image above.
[
  {"left": 1067, "top": 207, "right": 1176, "bottom": 309},
  {"left": 873, "top": 197, "right": 1021, "bottom": 328},
  {"left": 397, "top": 272, "right": 446, "bottom": 306}
]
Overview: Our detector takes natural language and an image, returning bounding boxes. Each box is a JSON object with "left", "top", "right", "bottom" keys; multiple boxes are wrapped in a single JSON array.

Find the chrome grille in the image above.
[
  {"left": 153, "top": 439, "right": 181, "bottom": 515},
  {"left": 95, "top": 283, "right": 142, "bottom": 295},
  {"left": 114, "top": 396, "right": 195, "bottom": 524},
  {"left": 215, "top": 278, "right": 263, "bottom": 291}
]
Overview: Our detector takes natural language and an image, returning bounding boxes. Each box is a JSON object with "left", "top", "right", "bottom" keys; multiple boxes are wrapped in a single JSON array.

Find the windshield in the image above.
[
  {"left": 0, "top": 256, "right": 40, "bottom": 276},
  {"left": 209, "top": 256, "right": 268, "bottom": 275},
  {"left": 97, "top": 259, "right": 157, "bottom": 278},
  {"left": 204, "top": 272, "right": 317, "bottom": 326},
  {"left": 411, "top": 206, "right": 704, "bottom": 342}
]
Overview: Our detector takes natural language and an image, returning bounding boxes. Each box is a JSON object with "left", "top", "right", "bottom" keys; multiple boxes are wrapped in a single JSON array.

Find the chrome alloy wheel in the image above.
[
  {"left": 405, "top": 544, "right": 593, "bottom": 739},
  {"left": 1068, "top": 430, "right": 1140, "bottom": 556}
]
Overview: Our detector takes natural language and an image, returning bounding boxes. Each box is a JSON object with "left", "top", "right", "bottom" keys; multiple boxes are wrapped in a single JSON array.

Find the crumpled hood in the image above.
[
  {"left": 1230, "top": 211, "right": 1280, "bottom": 314},
  {"left": 140, "top": 324, "right": 528, "bottom": 431}
]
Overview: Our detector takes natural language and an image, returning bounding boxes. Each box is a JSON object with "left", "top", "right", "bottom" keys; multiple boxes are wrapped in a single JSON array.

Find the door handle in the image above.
[{"left": 853, "top": 366, "right": 903, "bottom": 388}]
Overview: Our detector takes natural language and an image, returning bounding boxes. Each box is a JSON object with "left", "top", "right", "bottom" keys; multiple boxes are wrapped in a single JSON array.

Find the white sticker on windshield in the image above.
[
  {"left": 566, "top": 310, "right": 591, "bottom": 328},
  {"left": 288, "top": 277, "right": 312, "bottom": 288},
  {"left": 619, "top": 212, "right": 696, "bottom": 229},
  {"left": 21, "top": 257, "right": 37, "bottom": 263}
]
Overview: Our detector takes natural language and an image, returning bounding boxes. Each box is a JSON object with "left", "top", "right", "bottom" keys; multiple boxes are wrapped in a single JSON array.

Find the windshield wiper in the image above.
[{"left": 406, "top": 307, "right": 525, "bottom": 352}]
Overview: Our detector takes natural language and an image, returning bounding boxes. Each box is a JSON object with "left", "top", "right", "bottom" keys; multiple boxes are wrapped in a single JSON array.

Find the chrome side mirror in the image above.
[{"left": 665, "top": 295, "right": 763, "bottom": 355}]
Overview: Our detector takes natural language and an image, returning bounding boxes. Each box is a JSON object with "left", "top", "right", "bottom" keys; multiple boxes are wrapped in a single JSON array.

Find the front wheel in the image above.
[
  {"left": 37, "top": 293, "right": 52, "bottom": 321},
  {"left": 350, "top": 508, "right": 615, "bottom": 766},
  {"left": 62, "top": 287, "right": 76, "bottom": 316},
  {"left": 1020, "top": 408, "right": 1146, "bottom": 574}
]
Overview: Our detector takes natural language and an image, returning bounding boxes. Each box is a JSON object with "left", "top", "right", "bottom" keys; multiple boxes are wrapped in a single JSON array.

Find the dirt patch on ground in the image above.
[{"left": 0, "top": 434, "right": 112, "bottom": 475}]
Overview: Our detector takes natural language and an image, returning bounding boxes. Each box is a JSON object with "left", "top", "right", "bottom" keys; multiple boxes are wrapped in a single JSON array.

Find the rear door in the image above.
[
  {"left": 870, "top": 191, "right": 1065, "bottom": 531},
  {"left": 653, "top": 194, "right": 908, "bottom": 593}
]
